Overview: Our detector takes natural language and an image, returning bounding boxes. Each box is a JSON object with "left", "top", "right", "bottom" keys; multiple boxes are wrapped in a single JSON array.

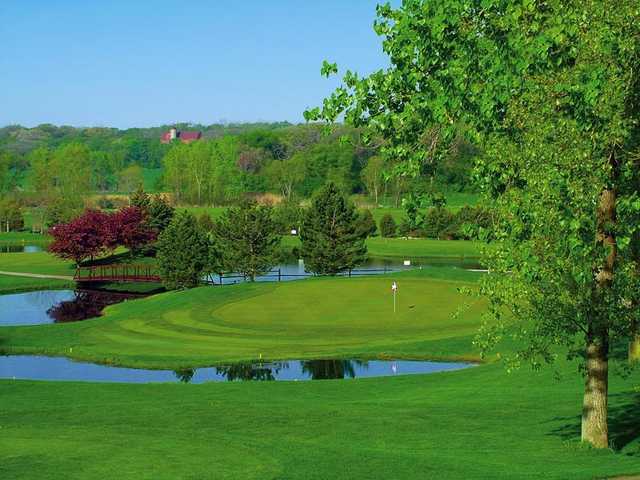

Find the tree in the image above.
[
  {"left": 109, "top": 206, "right": 156, "bottom": 254},
  {"left": 45, "top": 195, "right": 84, "bottom": 228},
  {"left": 50, "top": 143, "right": 92, "bottom": 200},
  {"left": 307, "top": 0, "right": 640, "bottom": 447},
  {"left": 117, "top": 164, "right": 144, "bottom": 193},
  {"left": 0, "top": 198, "right": 24, "bottom": 232},
  {"left": 264, "top": 154, "right": 306, "bottom": 200},
  {"left": 49, "top": 209, "right": 111, "bottom": 265},
  {"left": 379, "top": 214, "right": 396, "bottom": 238},
  {"left": 300, "top": 182, "right": 368, "bottom": 275},
  {"left": 198, "top": 212, "right": 215, "bottom": 233},
  {"left": 130, "top": 185, "right": 151, "bottom": 212},
  {"left": 147, "top": 195, "right": 174, "bottom": 235},
  {"left": 356, "top": 209, "right": 377, "bottom": 237},
  {"left": 361, "top": 155, "right": 386, "bottom": 205},
  {"left": 215, "top": 201, "right": 281, "bottom": 281},
  {"left": 156, "top": 211, "right": 211, "bottom": 289}
]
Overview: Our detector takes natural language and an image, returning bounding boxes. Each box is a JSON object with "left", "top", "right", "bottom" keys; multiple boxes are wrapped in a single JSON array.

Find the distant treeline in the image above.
[{"left": 0, "top": 122, "right": 478, "bottom": 207}]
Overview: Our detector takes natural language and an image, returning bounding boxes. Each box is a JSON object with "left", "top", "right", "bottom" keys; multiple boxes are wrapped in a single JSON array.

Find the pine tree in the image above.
[
  {"left": 300, "top": 182, "right": 367, "bottom": 275},
  {"left": 129, "top": 184, "right": 150, "bottom": 213},
  {"left": 156, "top": 211, "right": 210, "bottom": 289},
  {"left": 215, "top": 201, "right": 281, "bottom": 281},
  {"left": 147, "top": 195, "right": 174, "bottom": 234},
  {"left": 355, "top": 209, "right": 377, "bottom": 237},
  {"left": 379, "top": 214, "right": 397, "bottom": 238}
]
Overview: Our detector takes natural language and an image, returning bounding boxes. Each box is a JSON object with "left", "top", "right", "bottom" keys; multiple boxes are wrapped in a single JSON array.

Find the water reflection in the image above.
[
  {"left": 174, "top": 368, "right": 196, "bottom": 383},
  {"left": 214, "top": 255, "right": 482, "bottom": 285},
  {"left": 301, "top": 359, "right": 367, "bottom": 379},
  {"left": 0, "top": 289, "right": 145, "bottom": 326},
  {"left": 47, "top": 290, "right": 144, "bottom": 323},
  {"left": 0, "top": 244, "right": 44, "bottom": 253},
  {"left": 0, "top": 356, "right": 474, "bottom": 383}
]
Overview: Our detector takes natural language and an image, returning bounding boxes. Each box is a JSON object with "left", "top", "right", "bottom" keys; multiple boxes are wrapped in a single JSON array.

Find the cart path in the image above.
[{"left": 0, "top": 270, "right": 74, "bottom": 281}]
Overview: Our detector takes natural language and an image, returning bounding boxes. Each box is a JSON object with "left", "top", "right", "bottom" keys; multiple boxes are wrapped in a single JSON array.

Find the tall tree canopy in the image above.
[{"left": 308, "top": 0, "right": 640, "bottom": 448}]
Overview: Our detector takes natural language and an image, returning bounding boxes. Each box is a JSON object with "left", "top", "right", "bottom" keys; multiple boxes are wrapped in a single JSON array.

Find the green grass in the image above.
[
  {"left": 0, "top": 268, "right": 638, "bottom": 479},
  {"left": 0, "top": 269, "right": 484, "bottom": 368},
  {"left": 0, "top": 252, "right": 76, "bottom": 276},
  {"left": 281, "top": 236, "right": 481, "bottom": 259},
  {"left": 180, "top": 206, "right": 228, "bottom": 220},
  {"left": 0, "top": 274, "right": 73, "bottom": 294},
  {"left": 0, "top": 232, "right": 50, "bottom": 245}
]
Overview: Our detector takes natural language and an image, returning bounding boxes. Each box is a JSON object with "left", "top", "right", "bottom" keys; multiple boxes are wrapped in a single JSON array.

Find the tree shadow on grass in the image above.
[{"left": 547, "top": 391, "right": 640, "bottom": 452}]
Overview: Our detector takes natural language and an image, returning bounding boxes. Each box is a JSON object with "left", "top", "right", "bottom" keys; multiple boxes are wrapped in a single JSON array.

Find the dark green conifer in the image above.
[{"left": 300, "top": 182, "right": 367, "bottom": 275}]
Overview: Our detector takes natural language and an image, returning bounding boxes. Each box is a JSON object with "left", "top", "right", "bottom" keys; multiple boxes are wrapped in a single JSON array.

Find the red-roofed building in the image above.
[{"left": 161, "top": 127, "right": 202, "bottom": 144}]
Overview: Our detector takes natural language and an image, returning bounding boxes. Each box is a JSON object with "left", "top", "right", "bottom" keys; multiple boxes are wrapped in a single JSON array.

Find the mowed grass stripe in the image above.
[{"left": 0, "top": 269, "right": 485, "bottom": 368}]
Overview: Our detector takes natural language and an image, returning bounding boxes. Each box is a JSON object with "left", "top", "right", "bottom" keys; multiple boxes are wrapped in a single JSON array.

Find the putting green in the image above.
[{"left": 1, "top": 269, "right": 484, "bottom": 368}]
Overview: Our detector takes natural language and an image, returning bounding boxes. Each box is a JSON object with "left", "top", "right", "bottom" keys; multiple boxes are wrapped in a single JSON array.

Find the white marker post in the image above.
[{"left": 391, "top": 281, "right": 398, "bottom": 313}]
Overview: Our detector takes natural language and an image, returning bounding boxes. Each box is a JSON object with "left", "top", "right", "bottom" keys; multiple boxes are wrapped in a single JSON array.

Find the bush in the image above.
[
  {"left": 397, "top": 220, "right": 411, "bottom": 237},
  {"left": 379, "top": 214, "right": 397, "bottom": 238},
  {"left": 356, "top": 209, "right": 377, "bottom": 237},
  {"left": 421, "top": 207, "right": 456, "bottom": 239},
  {"left": 454, "top": 205, "right": 493, "bottom": 240}
]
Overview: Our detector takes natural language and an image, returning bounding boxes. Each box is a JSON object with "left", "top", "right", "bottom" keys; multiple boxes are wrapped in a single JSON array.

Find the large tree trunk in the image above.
[
  {"left": 581, "top": 326, "right": 609, "bottom": 448},
  {"left": 582, "top": 172, "right": 617, "bottom": 448}
]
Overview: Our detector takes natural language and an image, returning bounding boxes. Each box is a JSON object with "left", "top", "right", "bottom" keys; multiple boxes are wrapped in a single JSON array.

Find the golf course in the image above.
[{"left": 1, "top": 265, "right": 638, "bottom": 479}]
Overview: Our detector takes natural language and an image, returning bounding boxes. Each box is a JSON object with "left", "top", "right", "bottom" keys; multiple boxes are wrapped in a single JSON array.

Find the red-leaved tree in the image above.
[
  {"left": 48, "top": 209, "right": 111, "bottom": 265},
  {"left": 110, "top": 206, "right": 156, "bottom": 253}
]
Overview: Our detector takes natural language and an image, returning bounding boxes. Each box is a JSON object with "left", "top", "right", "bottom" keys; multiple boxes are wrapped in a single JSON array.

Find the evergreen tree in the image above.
[
  {"left": 147, "top": 195, "right": 174, "bottom": 234},
  {"left": 156, "top": 211, "right": 210, "bottom": 289},
  {"left": 129, "top": 184, "right": 150, "bottom": 212},
  {"left": 355, "top": 209, "right": 377, "bottom": 237},
  {"left": 198, "top": 212, "right": 215, "bottom": 233},
  {"left": 215, "top": 201, "right": 281, "bottom": 281},
  {"left": 379, "top": 214, "right": 396, "bottom": 238},
  {"left": 300, "top": 182, "right": 367, "bottom": 275}
]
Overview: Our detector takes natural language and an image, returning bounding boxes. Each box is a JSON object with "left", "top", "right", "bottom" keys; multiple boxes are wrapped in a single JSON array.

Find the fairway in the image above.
[
  {"left": 1, "top": 269, "right": 484, "bottom": 368},
  {"left": 0, "top": 268, "right": 638, "bottom": 479}
]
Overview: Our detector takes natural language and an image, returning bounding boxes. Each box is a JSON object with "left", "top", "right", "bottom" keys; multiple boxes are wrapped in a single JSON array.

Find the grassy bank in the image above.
[
  {"left": 0, "top": 269, "right": 485, "bottom": 368},
  {"left": 0, "top": 274, "right": 73, "bottom": 294},
  {"left": 0, "top": 231, "right": 50, "bottom": 244},
  {"left": 0, "top": 265, "right": 637, "bottom": 479},
  {"left": 281, "top": 236, "right": 482, "bottom": 259}
]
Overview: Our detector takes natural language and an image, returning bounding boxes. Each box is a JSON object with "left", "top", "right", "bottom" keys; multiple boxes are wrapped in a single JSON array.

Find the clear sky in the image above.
[{"left": 0, "top": 1, "right": 393, "bottom": 128}]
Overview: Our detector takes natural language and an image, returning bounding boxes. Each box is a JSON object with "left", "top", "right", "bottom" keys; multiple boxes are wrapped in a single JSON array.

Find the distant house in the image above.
[{"left": 160, "top": 127, "right": 202, "bottom": 144}]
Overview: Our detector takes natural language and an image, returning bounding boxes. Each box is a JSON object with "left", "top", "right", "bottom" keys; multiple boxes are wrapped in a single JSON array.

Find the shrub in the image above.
[
  {"left": 379, "top": 214, "right": 397, "bottom": 238},
  {"left": 356, "top": 209, "right": 377, "bottom": 237},
  {"left": 421, "top": 207, "right": 456, "bottom": 239}
]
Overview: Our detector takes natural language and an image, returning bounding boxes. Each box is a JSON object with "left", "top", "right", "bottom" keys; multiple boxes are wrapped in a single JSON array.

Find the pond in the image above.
[
  {"left": 0, "top": 289, "right": 146, "bottom": 326},
  {"left": 0, "top": 244, "right": 44, "bottom": 253},
  {"left": 215, "top": 256, "right": 482, "bottom": 284},
  {"left": 0, "top": 356, "right": 474, "bottom": 383}
]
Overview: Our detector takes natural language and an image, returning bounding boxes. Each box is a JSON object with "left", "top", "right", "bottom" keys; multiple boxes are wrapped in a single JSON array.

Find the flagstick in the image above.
[{"left": 393, "top": 288, "right": 396, "bottom": 313}]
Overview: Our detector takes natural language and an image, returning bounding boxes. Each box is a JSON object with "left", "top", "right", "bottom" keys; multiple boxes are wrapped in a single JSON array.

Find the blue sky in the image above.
[{"left": 0, "top": 1, "right": 393, "bottom": 128}]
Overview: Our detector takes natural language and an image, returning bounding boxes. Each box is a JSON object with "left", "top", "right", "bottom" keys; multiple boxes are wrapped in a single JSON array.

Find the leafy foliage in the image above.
[
  {"left": 309, "top": 0, "right": 640, "bottom": 447},
  {"left": 379, "top": 213, "right": 397, "bottom": 238}
]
